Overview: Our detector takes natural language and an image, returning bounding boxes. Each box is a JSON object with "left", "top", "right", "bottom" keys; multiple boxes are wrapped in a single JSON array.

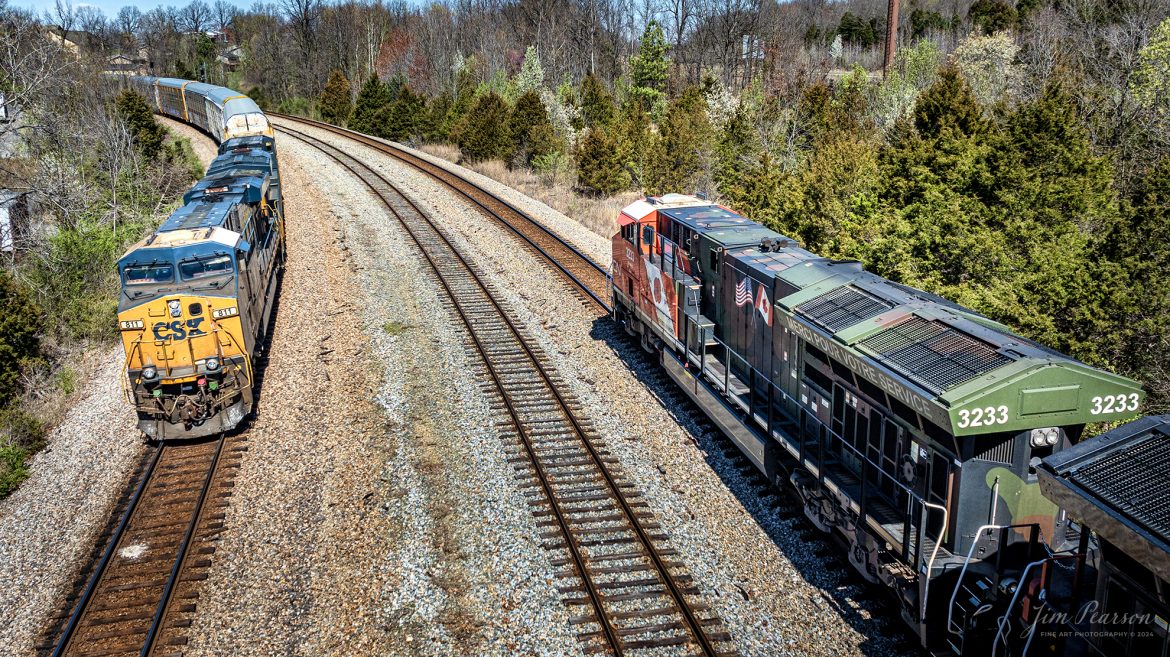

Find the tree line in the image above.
[
  {"left": 1, "top": 4, "right": 202, "bottom": 494},
  {"left": 309, "top": 3, "right": 1170, "bottom": 421}
]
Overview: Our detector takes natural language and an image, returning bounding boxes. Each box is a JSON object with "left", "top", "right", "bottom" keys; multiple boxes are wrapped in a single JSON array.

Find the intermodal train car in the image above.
[{"left": 609, "top": 193, "right": 1145, "bottom": 654}]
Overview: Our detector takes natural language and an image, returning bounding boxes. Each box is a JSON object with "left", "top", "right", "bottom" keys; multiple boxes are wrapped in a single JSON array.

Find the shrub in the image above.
[
  {"left": 116, "top": 90, "right": 165, "bottom": 159},
  {"left": 319, "top": 69, "right": 354, "bottom": 126},
  {"left": 455, "top": 92, "right": 512, "bottom": 163},
  {"left": 0, "top": 409, "right": 45, "bottom": 499},
  {"left": 0, "top": 272, "right": 43, "bottom": 408}
]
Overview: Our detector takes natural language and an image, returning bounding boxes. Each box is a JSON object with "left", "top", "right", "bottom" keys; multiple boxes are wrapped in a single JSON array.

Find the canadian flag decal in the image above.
[{"left": 755, "top": 283, "right": 772, "bottom": 326}]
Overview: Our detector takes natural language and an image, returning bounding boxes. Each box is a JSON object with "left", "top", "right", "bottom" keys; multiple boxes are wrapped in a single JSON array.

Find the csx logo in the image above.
[{"left": 153, "top": 318, "right": 207, "bottom": 341}]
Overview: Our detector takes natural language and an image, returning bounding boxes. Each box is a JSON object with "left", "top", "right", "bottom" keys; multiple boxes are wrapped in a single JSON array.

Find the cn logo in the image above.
[{"left": 153, "top": 317, "right": 207, "bottom": 341}]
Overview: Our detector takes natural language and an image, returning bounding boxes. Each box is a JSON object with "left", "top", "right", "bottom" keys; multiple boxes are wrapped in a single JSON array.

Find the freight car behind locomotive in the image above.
[
  {"left": 129, "top": 77, "right": 271, "bottom": 142},
  {"left": 1022, "top": 416, "right": 1170, "bottom": 657},
  {"left": 609, "top": 194, "right": 1145, "bottom": 654}
]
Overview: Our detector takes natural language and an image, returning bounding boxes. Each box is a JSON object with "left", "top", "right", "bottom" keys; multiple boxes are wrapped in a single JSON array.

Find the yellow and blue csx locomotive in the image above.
[{"left": 118, "top": 81, "right": 283, "bottom": 439}]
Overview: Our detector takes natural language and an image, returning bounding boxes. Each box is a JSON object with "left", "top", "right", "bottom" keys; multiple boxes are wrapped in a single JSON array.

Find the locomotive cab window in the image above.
[
  {"left": 179, "top": 254, "right": 234, "bottom": 281},
  {"left": 621, "top": 223, "right": 636, "bottom": 244},
  {"left": 123, "top": 263, "right": 174, "bottom": 285}
]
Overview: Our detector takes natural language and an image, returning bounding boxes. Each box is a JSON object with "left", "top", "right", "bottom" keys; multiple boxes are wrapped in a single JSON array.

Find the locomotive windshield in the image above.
[
  {"left": 179, "top": 254, "right": 233, "bottom": 280},
  {"left": 123, "top": 263, "right": 174, "bottom": 285}
]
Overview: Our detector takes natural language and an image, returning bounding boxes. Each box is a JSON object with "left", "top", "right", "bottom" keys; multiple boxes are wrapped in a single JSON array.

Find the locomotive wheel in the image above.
[{"left": 640, "top": 329, "right": 658, "bottom": 354}]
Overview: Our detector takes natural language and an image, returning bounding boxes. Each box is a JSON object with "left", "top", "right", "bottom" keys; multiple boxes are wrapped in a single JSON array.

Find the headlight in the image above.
[
  {"left": 205, "top": 357, "right": 220, "bottom": 371},
  {"left": 1030, "top": 427, "right": 1060, "bottom": 447},
  {"left": 120, "top": 319, "right": 144, "bottom": 330},
  {"left": 168, "top": 299, "right": 181, "bottom": 318},
  {"left": 142, "top": 366, "right": 158, "bottom": 380},
  {"left": 212, "top": 306, "right": 238, "bottom": 319}
]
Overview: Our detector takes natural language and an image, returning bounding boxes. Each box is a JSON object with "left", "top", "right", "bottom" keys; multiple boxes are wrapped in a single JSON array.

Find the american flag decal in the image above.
[{"left": 735, "top": 277, "right": 753, "bottom": 307}]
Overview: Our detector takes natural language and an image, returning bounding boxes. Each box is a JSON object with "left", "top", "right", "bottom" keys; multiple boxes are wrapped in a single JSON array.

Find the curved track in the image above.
[
  {"left": 270, "top": 113, "right": 611, "bottom": 314},
  {"left": 276, "top": 123, "right": 736, "bottom": 657},
  {"left": 39, "top": 434, "right": 246, "bottom": 657}
]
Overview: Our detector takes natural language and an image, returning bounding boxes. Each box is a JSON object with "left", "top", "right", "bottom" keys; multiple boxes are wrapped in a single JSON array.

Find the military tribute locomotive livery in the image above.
[
  {"left": 118, "top": 78, "right": 282, "bottom": 439},
  {"left": 609, "top": 193, "right": 1149, "bottom": 655}
]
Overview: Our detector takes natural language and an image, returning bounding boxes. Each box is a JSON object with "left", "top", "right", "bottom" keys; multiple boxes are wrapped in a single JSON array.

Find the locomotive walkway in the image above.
[{"left": 275, "top": 119, "right": 737, "bottom": 657}]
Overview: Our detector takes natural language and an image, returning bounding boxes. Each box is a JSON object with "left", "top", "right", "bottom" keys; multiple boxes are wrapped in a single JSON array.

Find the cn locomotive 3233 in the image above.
[
  {"left": 609, "top": 193, "right": 1147, "bottom": 654},
  {"left": 116, "top": 77, "right": 283, "bottom": 439}
]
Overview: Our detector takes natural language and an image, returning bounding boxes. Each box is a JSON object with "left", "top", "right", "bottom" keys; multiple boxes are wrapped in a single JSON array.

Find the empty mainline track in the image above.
[
  {"left": 270, "top": 113, "right": 611, "bottom": 314},
  {"left": 40, "top": 434, "right": 246, "bottom": 657},
  {"left": 277, "top": 124, "right": 737, "bottom": 657}
]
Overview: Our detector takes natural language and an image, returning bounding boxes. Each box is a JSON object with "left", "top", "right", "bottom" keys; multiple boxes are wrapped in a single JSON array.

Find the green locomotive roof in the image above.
[{"left": 731, "top": 241, "right": 1145, "bottom": 437}]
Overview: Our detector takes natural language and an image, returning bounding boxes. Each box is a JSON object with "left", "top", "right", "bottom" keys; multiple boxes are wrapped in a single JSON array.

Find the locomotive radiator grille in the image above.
[
  {"left": 858, "top": 316, "right": 1011, "bottom": 394},
  {"left": 1066, "top": 429, "right": 1170, "bottom": 538},
  {"left": 796, "top": 285, "right": 893, "bottom": 334}
]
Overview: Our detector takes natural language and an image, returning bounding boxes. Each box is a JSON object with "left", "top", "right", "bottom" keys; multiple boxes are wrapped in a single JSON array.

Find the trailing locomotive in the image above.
[
  {"left": 1028, "top": 416, "right": 1170, "bottom": 656},
  {"left": 609, "top": 194, "right": 1146, "bottom": 654},
  {"left": 117, "top": 80, "right": 282, "bottom": 439}
]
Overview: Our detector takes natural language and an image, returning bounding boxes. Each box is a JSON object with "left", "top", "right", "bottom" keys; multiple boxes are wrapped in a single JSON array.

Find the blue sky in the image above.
[{"left": 14, "top": 1, "right": 255, "bottom": 19}]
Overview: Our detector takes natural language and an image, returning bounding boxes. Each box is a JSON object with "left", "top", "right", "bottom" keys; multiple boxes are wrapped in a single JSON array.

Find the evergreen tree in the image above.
[
  {"left": 967, "top": 0, "right": 1017, "bottom": 34},
  {"left": 425, "top": 92, "right": 453, "bottom": 142},
  {"left": 576, "top": 127, "right": 630, "bottom": 196},
  {"left": 376, "top": 85, "right": 427, "bottom": 142},
  {"left": 579, "top": 74, "right": 615, "bottom": 128},
  {"left": 350, "top": 74, "right": 391, "bottom": 135},
  {"left": 630, "top": 20, "right": 669, "bottom": 112},
  {"left": 456, "top": 92, "right": 512, "bottom": 162},
  {"left": 644, "top": 87, "right": 714, "bottom": 195},
  {"left": 319, "top": 69, "right": 353, "bottom": 126},
  {"left": 509, "top": 90, "right": 559, "bottom": 167},
  {"left": 912, "top": 67, "right": 986, "bottom": 140},
  {"left": 714, "top": 104, "right": 758, "bottom": 196},
  {"left": 116, "top": 90, "right": 165, "bottom": 159}
]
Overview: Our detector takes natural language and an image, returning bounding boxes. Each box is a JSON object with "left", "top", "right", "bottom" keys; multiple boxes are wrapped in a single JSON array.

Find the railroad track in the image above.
[
  {"left": 38, "top": 434, "right": 246, "bottom": 657},
  {"left": 277, "top": 124, "right": 737, "bottom": 657},
  {"left": 270, "top": 112, "right": 611, "bottom": 314}
]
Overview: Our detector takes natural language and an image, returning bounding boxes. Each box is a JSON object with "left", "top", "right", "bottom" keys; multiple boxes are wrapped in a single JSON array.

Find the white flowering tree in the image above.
[{"left": 951, "top": 32, "right": 1023, "bottom": 107}]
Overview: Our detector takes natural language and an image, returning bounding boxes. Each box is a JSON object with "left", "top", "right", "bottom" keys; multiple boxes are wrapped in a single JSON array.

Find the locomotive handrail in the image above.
[
  {"left": 946, "top": 523, "right": 1046, "bottom": 637},
  {"left": 681, "top": 312, "right": 930, "bottom": 508},
  {"left": 918, "top": 500, "right": 950, "bottom": 624},
  {"left": 991, "top": 552, "right": 1081, "bottom": 657}
]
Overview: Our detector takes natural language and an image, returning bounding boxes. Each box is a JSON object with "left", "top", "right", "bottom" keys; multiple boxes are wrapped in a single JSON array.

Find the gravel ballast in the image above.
[
  {"left": 280, "top": 120, "right": 909, "bottom": 656},
  {"left": 0, "top": 354, "right": 146, "bottom": 657},
  {"left": 184, "top": 131, "right": 580, "bottom": 657}
]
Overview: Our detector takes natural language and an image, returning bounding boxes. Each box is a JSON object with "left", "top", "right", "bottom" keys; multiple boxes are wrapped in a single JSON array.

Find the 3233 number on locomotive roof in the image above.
[
  {"left": 957, "top": 405, "right": 1009, "bottom": 429},
  {"left": 1090, "top": 393, "right": 1140, "bottom": 415}
]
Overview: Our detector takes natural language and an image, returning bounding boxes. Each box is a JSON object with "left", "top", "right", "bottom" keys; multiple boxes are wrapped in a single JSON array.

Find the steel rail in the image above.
[
  {"left": 140, "top": 433, "right": 227, "bottom": 657},
  {"left": 50, "top": 445, "right": 165, "bottom": 657},
  {"left": 276, "top": 124, "right": 724, "bottom": 657},
  {"left": 269, "top": 113, "right": 611, "bottom": 313}
]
